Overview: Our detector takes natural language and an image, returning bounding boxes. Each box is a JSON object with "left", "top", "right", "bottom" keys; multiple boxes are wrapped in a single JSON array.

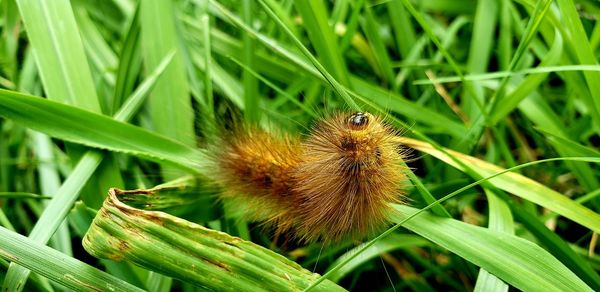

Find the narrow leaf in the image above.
[
  {"left": 0, "top": 225, "right": 143, "bottom": 291},
  {"left": 83, "top": 188, "right": 345, "bottom": 292}
]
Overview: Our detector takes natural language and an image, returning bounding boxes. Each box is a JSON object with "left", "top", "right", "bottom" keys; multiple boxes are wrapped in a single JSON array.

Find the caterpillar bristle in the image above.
[
  {"left": 210, "top": 112, "right": 407, "bottom": 243},
  {"left": 211, "top": 128, "right": 301, "bottom": 228},
  {"left": 292, "top": 112, "right": 406, "bottom": 242}
]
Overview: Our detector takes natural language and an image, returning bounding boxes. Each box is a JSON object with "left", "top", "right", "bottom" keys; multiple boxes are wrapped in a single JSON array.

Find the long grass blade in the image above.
[{"left": 0, "top": 225, "right": 143, "bottom": 291}]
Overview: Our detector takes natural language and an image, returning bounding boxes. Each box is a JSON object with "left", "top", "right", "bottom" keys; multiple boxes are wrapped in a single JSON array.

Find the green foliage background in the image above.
[{"left": 0, "top": 0, "right": 599, "bottom": 291}]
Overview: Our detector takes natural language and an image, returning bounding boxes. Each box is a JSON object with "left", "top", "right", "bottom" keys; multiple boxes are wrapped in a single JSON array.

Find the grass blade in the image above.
[
  {"left": 242, "top": 0, "right": 259, "bottom": 123},
  {"left": 83, "top": 188, "right": 345, "bottom": 291},
  {"left": 556, "top": 0, "right": 600, "bottom": 130},
  {"left": 6, "top": 0, "right": 114, "bottom": 289},
  {"left": 140, "top": 0, "right": 195, "bottom": 149},
  {"left": 112, "top": 4, "right": 142, "bottom": 113},
  {"left": 308, "top": 155, "right": 600, "bottom": 291},
  {"left": 31, "top": 132, "right": 73, "bottom": 256},
  {"left": 392, "top": 205, "right": 591, "bottom": 292},
  {"left": 0, "top": 74, "right": 204, "bottom": 174},
  {"left": 250, "top": 0, "right": 358, "bottom": 109},
  {"left": 294, "top": 0, "right": 350, "bottom": 85},
  {"left": 473, "top": 190, "right": 513, "bottom": 292},
  {"left": 16, "top": 0, "right": 100, "bottom": 111},
  {"left": 0, "top": 225, "right": 143, "bottom": 291},
  {"left": 400, "top": 137, "right": 600, "bottom": 233},
  {"left": 0, "top": 54, "right": 179, "bottom": 290},
  {"left": 325, "top": 234, "right": 430, "bottom": 282}
]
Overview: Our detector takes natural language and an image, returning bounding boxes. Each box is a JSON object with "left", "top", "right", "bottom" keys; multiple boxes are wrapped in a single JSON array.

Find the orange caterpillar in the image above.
[{"left": 211, "top": 112, "right": 407, "bottom": 242}]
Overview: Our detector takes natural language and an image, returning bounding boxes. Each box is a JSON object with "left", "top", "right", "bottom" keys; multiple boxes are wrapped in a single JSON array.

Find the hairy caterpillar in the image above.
[{"left": 211, "top": 112, "right": 407, "bottom": 243}]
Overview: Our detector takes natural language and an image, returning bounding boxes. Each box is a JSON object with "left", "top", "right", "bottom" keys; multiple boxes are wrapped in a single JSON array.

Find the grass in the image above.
[{"left": 0, "top": 0, "right": 599, "bottom": 291}]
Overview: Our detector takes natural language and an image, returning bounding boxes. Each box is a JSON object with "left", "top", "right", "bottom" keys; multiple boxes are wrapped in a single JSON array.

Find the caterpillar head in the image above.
[{"left": 339, "top": 112, "right": 393, "bottom": 168}]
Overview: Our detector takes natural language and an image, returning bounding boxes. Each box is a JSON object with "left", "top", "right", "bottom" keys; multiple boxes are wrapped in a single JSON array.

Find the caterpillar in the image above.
[{"left": 210, "top": 112, "right": 407, "bottom": 243}]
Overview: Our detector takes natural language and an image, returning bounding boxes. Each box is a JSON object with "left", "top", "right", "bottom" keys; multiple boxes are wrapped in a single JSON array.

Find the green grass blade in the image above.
[
  {"left": 517, "top": 93, "right": 600, "bottom": 192},
  {"left": 298, "top": 155, "right": 600, "bottom": 291},
  {"left": 74, "top": 5, "right": 118, "bottom": 110},
  {"left": 242, "top": 0, "right": 259, "bottom": 123},
  {"left": 1, "top": 53, "right": 181, "bottom": 290},
  {"left": 556, "top": 0, "right": 600, "bottom": 130},
  {"left": 0, "top": 0, "right": 21, "bottom": 82},
  {"left": 463, "top": 0, "right": 497, "bottom": 119},
  {"left": 506, "top": 195, "right": 600, "bottom": 289},
  {"left": 0, "top": 225, "right": 143, "bottom": 291},
  {"left": 83, "top": 188, "right": 345, "bottom": 291},
  {"left": 146, "top": 272, "right": 173, "bottom": 292},
  {"left": 294, "top": 0, "right": 350, "bottom": 86},
  {"left": 31, "top": 132, "right": 73, "bottom": 256},
  {"left": 16, "top": 0, "right": 101, "bottom": 111},
  {"left": 543, "top": 130, "right": 600, "bottom": 159},
  {"left": 338, "top": 0, "right": 365, "bottom": 54},
  {"left": 201, "top": 3, "right": 324, "bottom": 81},
  {"left": 397, "top": 0, "right": 481, "bottom": 114},
  {"left": 325, "top": 234, "right": 430, "bottom": 282},
  {"left": 351, "top": 77, "right": 468, "bottom": 138},
  {"left": 498, "top": 0, "right": 512, "bottom": 70},
  {"left": 140, "top": 0, "right": 195, "bottom": 150},
  {"left": 402, "top": 138, "right": 600, "bottom": 233},
  {"left": 466, "top": 0, "right": 497, "bottom": 77},
  {"left": 387, "top": 0, "right": 416, "bottom": 59},
  {"left": 196, "top": 6, "right": 464, "bottom": 140},
  {"left": 229, "top": 57, "right": 318, "bottom": 118},
  {"left": 69, "top": 202, "right": 149, "bottom": 289},
  {"left": 393, "top": 205, "right": 591, "bottom": 292},
  {"left": 201, "top": 13, "right": 216, "bottom": 128},
  {"left": 413, "top": 65, "right": 600, "bottom": 85},
  {"left": 479, "top": 0, "right": 552, "bottom": 129},
  {"left": 361, "top": 4, "right": 395, "bottom": 86},
  {"left": 112, "top": 3, "right": 142, "bottom": 113},
  {"left": 113, "top": 53, "right": 175, "bottom": 122},
  {"left": 189, "top": 50, "right": 244, "bottom": 108},
  {"left": 250, "top": 0, "right": 359, "bottom": 110},
  {"left": 474, "top": 190, "right": 513, "bottom": 292},
  {"left": 7, "top": 0, "right": 114, "bottom": 289},
  {"left": 2, "top": 150, "right": 103, "bottom": 291},
  {"left": 309, "top": 200, "right": 593, "bottom": 292},
  {"left": 401, "top": 159, "right": 451, "bottom": 217},
  {"left": 489, "top": 30, "right": 563, "bottom": 124},
  {"left": 0, "top": 192, "right": 49, "bottom": 200},
  {"left": 0, "top": 90, "right": 202, "bottom": 173}
]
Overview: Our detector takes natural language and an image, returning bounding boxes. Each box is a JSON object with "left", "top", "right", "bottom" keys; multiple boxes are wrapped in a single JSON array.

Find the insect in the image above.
[{"left": 211, "top": 112, "right": 407, "bottom": 243}]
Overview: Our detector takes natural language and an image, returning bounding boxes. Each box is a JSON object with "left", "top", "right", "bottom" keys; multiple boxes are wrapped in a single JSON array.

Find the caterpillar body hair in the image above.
[{"left": 210, "top": 112, "right": 407, "bottom": 243}]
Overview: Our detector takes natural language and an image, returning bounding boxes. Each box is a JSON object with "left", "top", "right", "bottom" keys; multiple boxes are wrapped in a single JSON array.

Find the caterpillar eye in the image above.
[{"left": 347, "top": 112, "right": 369, "bottom": 130}]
